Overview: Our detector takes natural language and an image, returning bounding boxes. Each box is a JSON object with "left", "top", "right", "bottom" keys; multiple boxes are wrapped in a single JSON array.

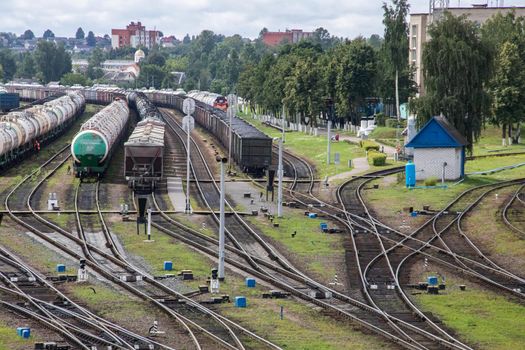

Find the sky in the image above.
[{"left": 1, "top": 0, "right": 524, "bottom": 40}]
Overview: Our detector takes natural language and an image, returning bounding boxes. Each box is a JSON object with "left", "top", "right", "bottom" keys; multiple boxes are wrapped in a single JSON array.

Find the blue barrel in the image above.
[
  {"left": 427, "top": 276, "right": 438, "bottom": 286},
  {"left": 163, "top": 261, "right": 173, "bottom": 271},
  {"left": 245, "top": 278, "right": 256, "bottom": 288},
  {"left": 56, "top": 264, "right": 66, "bottom": 273},
  {"left": 320, "top": 223, "right": 328, "bottom": 231},
  {"left": 22, "top": 328, "right": 31, "bottom": 338},
  {"left": 405, "top": 161, "right": 416, "bottom": 188},
  {"left": 235, "top": 296, "right": 247, "bottom": 308},
  {"left": 308, "top": 213, "right": 317, "bottom": 219}
]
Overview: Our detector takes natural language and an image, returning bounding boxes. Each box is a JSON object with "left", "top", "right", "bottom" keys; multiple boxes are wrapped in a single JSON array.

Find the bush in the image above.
[
  {"left": 375, "top": 113, "right": 387, "bottom": 126},
  {"left": 367, "top": 151, "right": 387, "bottom": 166},
  {"left": 360, "top": 140, "right": 380, "bottom": 151},
  {"left": 424, "top": 177, "right": 438, "bottom": 186},
  {"left": 385, "top": 118, "right": 407, "bottom": 128}
]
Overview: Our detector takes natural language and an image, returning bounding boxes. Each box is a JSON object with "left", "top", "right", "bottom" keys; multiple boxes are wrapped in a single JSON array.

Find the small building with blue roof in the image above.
[{"left": 405, "top": 116, "right": 469, "bottom": 181}]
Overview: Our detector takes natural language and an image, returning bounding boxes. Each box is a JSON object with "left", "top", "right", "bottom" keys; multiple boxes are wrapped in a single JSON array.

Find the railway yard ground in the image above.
[{"left": 1, "top": 102, "right": 524, "bottom": 349}]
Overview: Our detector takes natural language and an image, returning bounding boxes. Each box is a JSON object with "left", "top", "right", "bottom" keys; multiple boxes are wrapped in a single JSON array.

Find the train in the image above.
[
  {"left": 71, "top": 99, "right": 130, "bottom": 178},
  {"left": 144, "top": 90, "right": 272, "bottom": 174},
  {"left": 124, "top": 92, "right": 165, "bottom": 192},
  {"left": 0, "top": 87, "right": 20, "bottom": 112},
  {"left": 3, "top": 83, "right": 273, "bottom": 176},
  {"left": 0, "top": 92, "right": 86, "bottom": 169},
  {"left": 186, "top": 90, "right": 228, "bottom": 111}
]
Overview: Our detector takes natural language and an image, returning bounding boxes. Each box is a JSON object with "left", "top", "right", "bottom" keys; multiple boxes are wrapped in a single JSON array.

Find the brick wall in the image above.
[{"left": 413, "top": 147, "right": 462, "bottom": 180}]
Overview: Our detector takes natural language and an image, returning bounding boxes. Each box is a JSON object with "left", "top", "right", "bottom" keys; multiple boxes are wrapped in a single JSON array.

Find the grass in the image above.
[
  {"left": 370, "top": 126, "right": 398, "bottom": 139},
  {"left": 247, "top": 210, "right": 344, "bottom": 276},
  {"left": 0, "top": 321, "right": 40, "bottom": 350},
  {"left": 238, "top": 112, "right": 365, "bottom": 178},
  {"left": 473, "top": 124, "right": 525, "bottom": 156},
  {"left": 220, "top": 296, "right": 394, "bottom": 350},
  {"left": 364, "top": 154, "right": 525, "bottom": 216},
  {"left": 67, "top": 283, "right": 150, "bottom": 320},
  {"left": 109, "top": 219, "right": 212, "bottom": 288},
  {"left": 414, "top": 277, "right": 525, "bottom": 350}
]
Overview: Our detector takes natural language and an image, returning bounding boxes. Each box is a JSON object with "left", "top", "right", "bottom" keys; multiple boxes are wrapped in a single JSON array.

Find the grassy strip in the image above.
[
  {"left": 247, "top": 211, "right": 344, "bottom": 276},
  {"left": 220, "top": 297, "right": 394, "bottom": 350},
  {"left": 0, "top": 322, "right": 40, "bottom": 350},
  {"left": 414, "top": 279, "right": 525, "bottom": 350}
]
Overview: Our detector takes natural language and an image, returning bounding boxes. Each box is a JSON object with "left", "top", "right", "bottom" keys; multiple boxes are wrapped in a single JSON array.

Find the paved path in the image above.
[{"left": 328, "top": 136, "right": 398, "bottom": 183}]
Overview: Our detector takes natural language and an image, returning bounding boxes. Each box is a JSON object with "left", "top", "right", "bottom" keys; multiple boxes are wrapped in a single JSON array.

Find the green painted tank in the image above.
[{"left": 71, "top": 130, "right": 108, "bottom": 168}]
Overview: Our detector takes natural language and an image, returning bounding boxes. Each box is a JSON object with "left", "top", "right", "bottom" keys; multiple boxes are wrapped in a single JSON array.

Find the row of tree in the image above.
[
  {"left": 19, "top": 28, "right": 97, "bottom": 46},
  {"left": 414, "top": 10, "right": 525, "bottom": 148},
  {"left": 0, "top": 41, "right": 72, "bottom": 83}
]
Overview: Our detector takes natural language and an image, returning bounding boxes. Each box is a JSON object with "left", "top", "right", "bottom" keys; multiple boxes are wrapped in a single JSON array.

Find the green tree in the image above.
[
  {"left": 182, "top": 34, "right": 191, "bottom": 44},
  {"left": 87, "top": 47, "right": 105, "bottom": 80},
  {"left": 34, "top": 41, "right": 72, "bottom": 83},
  {"left": 489, "top": 41, "right": 525, "bottom": 145},
  {"left": 86, "top": 31, "right": 96, "bottom": 47},
  {"left": 76, "top": 27, "right": 85, "bottom": 39},
  {"left": 382, "top": 0, "right": 410, "bottom": 120},
  {"left": 333, "top": 39, "right": 377, "bottom": 125},
  {"left": 413, "top": 13, "right": 492, "bottom": 151},
  {"left": 17, "top": 53, "right": 36, "bottom": 78},
  {"left": 137, "top": 64, "right": 166, "bottom": 89},
  {"left": 60, "top": 72, "right": 89, "bottom": 86},
  {"left": 482, "top": 11, "right": 525, "bottom": 144},
  {"left": 0, "top": 49, "right": 17, "bottom": 80},
  {"left": 0, "top": 64, "right": 3, "bottom": 81},
  {"left": 144, "top": 49, "right": 166, "bottom": 66},
  {"left": 22, "top": 29, "right": 35, "bottom": 40},
  {"left": 43, "top": 29, "right": 54, "bottom": 39}
]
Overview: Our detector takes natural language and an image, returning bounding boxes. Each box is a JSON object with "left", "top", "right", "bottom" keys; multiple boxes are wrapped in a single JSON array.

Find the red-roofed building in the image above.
[{"left": 262, "top": 29, "right": 313, "bottom": 46}]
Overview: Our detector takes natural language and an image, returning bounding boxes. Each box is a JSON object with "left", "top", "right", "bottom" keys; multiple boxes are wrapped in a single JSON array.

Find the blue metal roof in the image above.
[{"left": 405, "top": 116, "right": 469, "bottom": 148}]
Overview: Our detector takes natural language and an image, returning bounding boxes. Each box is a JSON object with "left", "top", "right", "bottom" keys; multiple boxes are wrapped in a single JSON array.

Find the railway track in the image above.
[
  {"left": 157, "top": 108, "right": 491, "bottom": 349},
  {"left": 2, "top": 145, "right": 170, "bottom": 349},
  {"left": 4, "top": 143, "right": 267, "bottom": 349},
  {"left": 502, "top": 183, "right": 525, "bottom": 237},
  {"left": 271, "top": 144, "right": 525, "bottom": 349}
]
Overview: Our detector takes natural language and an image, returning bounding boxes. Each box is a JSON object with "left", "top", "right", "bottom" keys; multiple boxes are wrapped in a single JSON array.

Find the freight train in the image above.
[
  {"left": 186, "top": 90, "right": 228, "bottom": 111},
  {"left": 3, "top": 83, "right": 272, "bottom": 175},
  {"left": 144, "top": 90, "right": 272, "bottom": 174},
  {"left": 0, "top": 92, "right": 86, "bottom": 169},
  {"left": 71, "top": 99, "right": 130, "bottom": 178},
  {"left": 125, "top": 92, "right": 165, "bottom": 192}
]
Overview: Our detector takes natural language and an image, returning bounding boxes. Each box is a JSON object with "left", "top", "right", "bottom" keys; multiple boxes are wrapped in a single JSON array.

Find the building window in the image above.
[
  {"left": 411, "top": 24, "right": 417, "bottom": 36},
  {"left": 411, "top": 49, "right": 417, "bottom": 62},
  {"left": 411, "top": 36, "right": 417, "bottom": 49}
]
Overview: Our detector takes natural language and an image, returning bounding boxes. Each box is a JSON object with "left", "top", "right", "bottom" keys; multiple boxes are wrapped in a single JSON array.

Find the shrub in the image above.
[
  {"left": 360, "top": 140, "right": 380, "bottom": 151},
  {"left": 368, "top": 151, "right": 387, "bottom": 166},
  {"left": 375, "top": 113, "right": 387, "bottom": 126},
  {"left": 424, "top": 177, "right": 438, "bottom": 186},
  {"left": 385, "top": 118, "right": 407, "bottom": 128}
]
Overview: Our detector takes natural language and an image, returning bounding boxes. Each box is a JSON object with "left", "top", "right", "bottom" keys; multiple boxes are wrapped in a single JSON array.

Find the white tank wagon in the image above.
[
  {"left": 0, "top": 92, "right": 86, "bottom": 168},
  {"left": 71, "top": 98, "right": 130, "bottom": 178},
  {"left": 124, "top": 117, "right": 165, "bottom": 191}
]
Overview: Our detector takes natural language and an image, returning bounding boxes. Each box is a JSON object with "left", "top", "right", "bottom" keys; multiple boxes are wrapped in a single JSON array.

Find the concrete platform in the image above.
[{"left": 167, "top": 177, "right": 190, "bottom": 212}]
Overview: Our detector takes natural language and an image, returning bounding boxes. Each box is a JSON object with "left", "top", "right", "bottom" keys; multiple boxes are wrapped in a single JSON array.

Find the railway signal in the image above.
[
  {"left": 210, "top": 267, "right": 220, "bottom": 293},
  {"left": 78, "top": 259, "right": 88, "bottom": 282}
]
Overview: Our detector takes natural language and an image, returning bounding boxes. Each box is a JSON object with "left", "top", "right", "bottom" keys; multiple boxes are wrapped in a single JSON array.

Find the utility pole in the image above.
[
  {"left": 217, "top": 156, "right": 227, "bottom": 280},
  {"left": 227, "top": 94, "right": 236, "bottom": 172},
  {"left": 277, "top": 137, "right": 283, "bottom": 217},
  {"left": 182, "top": 99, "right": 195, "bottom": 214}
]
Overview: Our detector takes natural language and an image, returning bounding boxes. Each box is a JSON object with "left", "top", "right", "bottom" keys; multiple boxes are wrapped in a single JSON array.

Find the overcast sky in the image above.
[{"left": 1, "top": 0, "right": 524, "bottom": 39}]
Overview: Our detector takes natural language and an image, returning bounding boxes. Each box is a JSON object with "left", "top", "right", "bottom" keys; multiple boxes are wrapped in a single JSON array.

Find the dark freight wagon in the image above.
[{"left": 0, "top": 92, "right": 20, "bottom": 112}]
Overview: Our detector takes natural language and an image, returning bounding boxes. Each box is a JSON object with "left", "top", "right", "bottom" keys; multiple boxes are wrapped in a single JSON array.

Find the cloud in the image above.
[{"left": 0, "top": 0, "right": 523, "bottom": 39}]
